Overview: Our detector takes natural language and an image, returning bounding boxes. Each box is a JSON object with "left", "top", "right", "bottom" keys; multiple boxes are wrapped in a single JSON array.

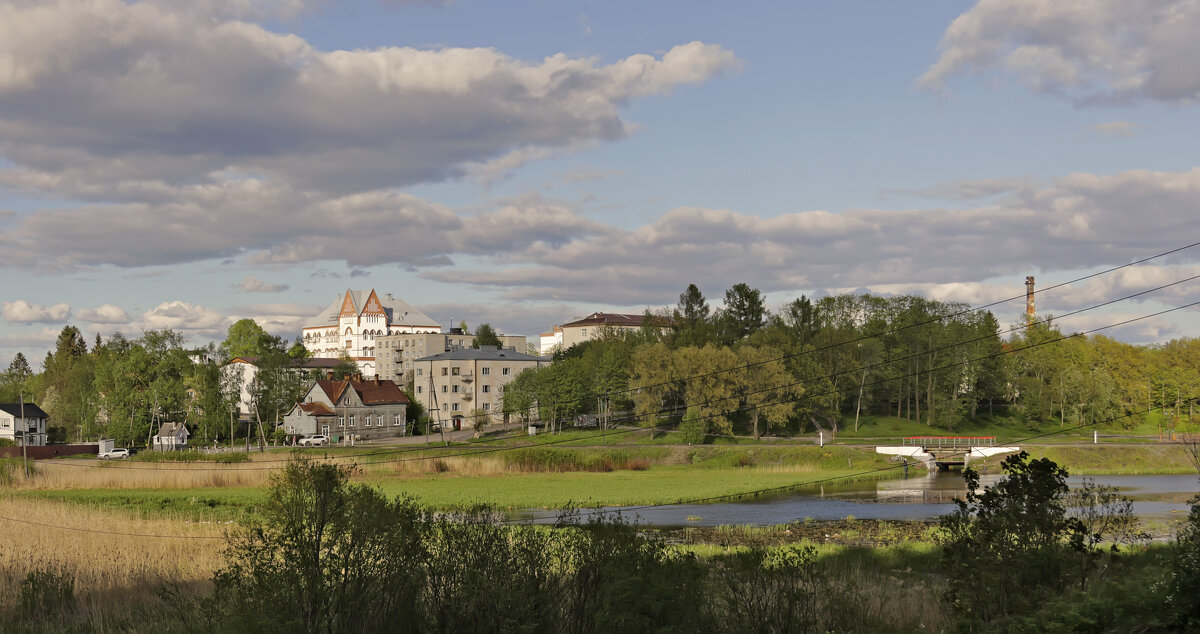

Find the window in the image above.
[
  {"left": 394, "top": 415, "right": 402, "bottom": 426},
  {"left": 482, "top": 403, "right": 491, "bottom": 411},
  {"left": 482, "top": 385, "right": 490, "bottom": 393},
  {"left": 441, "top": 385, "right": 447, "bottom": 393},
  {"left": 451, "top": 367, "right": 460, "bottom": 376},
  {"left": 451, "top": 403, "right": 460, "bottom": 412},
  {"left": 502, "top": 368, "right": 510, "bottom": 376},
  {"left": 365, "top": 415, "right": 372, "bottom": 427},
  {"left": 417, "top": 368, "right": 423, "bottom": 376},
  {"left": 348, "top": 415, "right": 356, "bottom": 427},
  {"left": 339, "top": 416, "right": 345, "bottom": 428},
  {"left": 442, "top": 403, "right": 448, "bottom": 411},
  {"left": 482, "top": 367, "right": 490, "bottom": 375},
  {"left": 452, "top": 385, "right": 459, "bottom": 393},
  {"left": 416, "top": 386, "right": 422, "bottom": 394},
  {"left": 441, "top": 367, "right": 447, "bottom": 376}
]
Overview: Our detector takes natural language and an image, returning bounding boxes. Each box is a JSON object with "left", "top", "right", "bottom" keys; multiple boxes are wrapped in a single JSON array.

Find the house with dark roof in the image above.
[
  {"left": 412, "top": 346, "right": 550, "bottom": 430},
  {"left": 0, "top": 403, "right": 49, "bottom": 446},
  {"left": 153, "top": 422, "right": 190, "bottom": 451},
  {"left": 281, "top": 375, "right": 410, "bottom": 441},
  {"left": 557, "top": 312, "right": 665, "bottom": 350}
]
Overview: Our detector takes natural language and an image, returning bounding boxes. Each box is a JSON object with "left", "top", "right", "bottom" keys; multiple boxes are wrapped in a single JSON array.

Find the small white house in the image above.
[
  {"left": 0, "top": 403, "right": 48, "bottom": 446},
  {"left": 153, "top": 422, "right": 190, "bottom": 451}
]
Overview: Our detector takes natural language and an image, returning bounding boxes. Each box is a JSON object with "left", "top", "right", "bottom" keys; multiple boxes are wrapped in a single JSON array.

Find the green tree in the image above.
[
  {"left": 716, "top": 283, "right": 766, "bottom": 344},
  {"left": 940, "top": 452, "right": 1086, "bottom": 625},
  {"left": 214, "top": 459, "right": 429, "bottom": 632},
  {"left": 472, "top": 323, "right": 502, "bottom": 349},
  {"left": 671, "top": 283, "right": 714, "bottom": 348},
  {"left": 222, "top": 319, "right": 284, "bottom": 358},
  {"left": 737, "top": 345, "right": 799, "bottom": 439}
]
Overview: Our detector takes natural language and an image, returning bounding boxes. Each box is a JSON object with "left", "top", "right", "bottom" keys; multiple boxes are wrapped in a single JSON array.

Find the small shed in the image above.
[{"left": 153, "top": 422, "right": 190, "bottom": 451}]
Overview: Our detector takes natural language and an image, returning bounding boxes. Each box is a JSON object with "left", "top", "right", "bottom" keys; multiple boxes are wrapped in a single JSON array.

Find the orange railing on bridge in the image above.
[{"left": 903, "top": 436, "right": 996, "bottom": 449}]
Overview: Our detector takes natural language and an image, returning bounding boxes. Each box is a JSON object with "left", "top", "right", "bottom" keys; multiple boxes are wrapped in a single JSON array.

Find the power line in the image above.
[
  {"left": 27, "top": 249, "right": 1200, "bottom": 472},
  {"left": 504, "top": 398, "right": 1199, "bottom": 524},
  {"left": 35, "top": 293, "right": 1200, "bottom": 472}
]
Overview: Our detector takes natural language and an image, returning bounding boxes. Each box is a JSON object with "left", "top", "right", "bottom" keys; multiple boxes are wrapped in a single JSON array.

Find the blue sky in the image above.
[{"left": 2, "top": 0, "right": 1200, "bottom": 366}]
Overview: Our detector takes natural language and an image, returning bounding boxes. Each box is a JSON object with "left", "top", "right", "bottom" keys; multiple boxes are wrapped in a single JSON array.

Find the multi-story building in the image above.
[
  {"left": 281, "top": 375, "right": 409, "bottom": 442},
  {"left": 556, "top": 312, "right": 659, "bottom": 350},
  {"left": 301, "top": 289, "right": 441, "bottom": 377},
  {"left": 376, "top": 330, "right": 527, "bottom": 387},
  {"left": 538, "top": 326, "right": 563, "bottom": 355},
  {"left": 411, "top": 346, "right": 549, "bottom": 429},
  {"left": 0, "top": 402, "right": 48, "bottom": 446}
]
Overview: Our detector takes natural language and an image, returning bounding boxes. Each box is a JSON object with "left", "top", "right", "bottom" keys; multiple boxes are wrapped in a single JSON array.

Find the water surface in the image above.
[{"left": 510, "top": 473, "right": 1200, "bottom": 527}]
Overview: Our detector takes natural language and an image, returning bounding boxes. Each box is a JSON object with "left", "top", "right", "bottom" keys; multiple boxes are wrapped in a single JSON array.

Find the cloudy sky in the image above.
[{"left": 3, "top": 0, "right": 1200, "bottom": 366}]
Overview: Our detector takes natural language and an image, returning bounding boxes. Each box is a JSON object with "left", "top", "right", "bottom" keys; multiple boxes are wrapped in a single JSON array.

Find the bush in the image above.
[
  {"left": 1166, "top": 494, "right": 1200, "bottom": 628},
  {"left": 940, "top": 452, "right": 1085, "bottom": 626},
  {"left": 213, "top": 460, "right": 429, "bottom": 633}
]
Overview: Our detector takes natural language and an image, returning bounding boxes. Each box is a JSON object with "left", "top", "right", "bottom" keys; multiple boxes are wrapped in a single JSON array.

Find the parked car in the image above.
[
  {"left": 298, "top": 435, "right": 328, "bottom": 447},
  {"left": 99, "top": 448, "right": 130, "bottom": 460}
]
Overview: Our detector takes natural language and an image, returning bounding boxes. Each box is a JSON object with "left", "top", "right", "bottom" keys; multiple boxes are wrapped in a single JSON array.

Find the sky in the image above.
[{"left": 3, "top": 0, "right": 1200, "bottom": 367}]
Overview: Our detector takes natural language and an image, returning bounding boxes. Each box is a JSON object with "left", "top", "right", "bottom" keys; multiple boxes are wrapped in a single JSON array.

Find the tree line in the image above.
[
  {"left": 3, "top": 282, "right": 1198, "bottom": 444},
  {"left": 502, "top": 283, "right": 1200, "bottom": 437},
  {"left": 0, "top": 319, "right": 356, "bottom": 447}
]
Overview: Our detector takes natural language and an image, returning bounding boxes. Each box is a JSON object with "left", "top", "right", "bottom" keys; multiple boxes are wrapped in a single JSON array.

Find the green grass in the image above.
[{"left": 7, "top": 487, "right": 265, "bottom": 522}]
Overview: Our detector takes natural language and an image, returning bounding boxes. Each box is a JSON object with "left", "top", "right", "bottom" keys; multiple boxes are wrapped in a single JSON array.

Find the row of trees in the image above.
[
  {"left": 4, "top": 282, "right": 1200, "bottom": 443},
  {"left": 500, "top": 282, "right": 1200, "bottom": 437},
  {"left": 0, "top": 319, "right": 354, "bottom": 446}
]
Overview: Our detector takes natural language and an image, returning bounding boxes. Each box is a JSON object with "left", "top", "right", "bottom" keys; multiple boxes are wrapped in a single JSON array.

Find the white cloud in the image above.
[
  {"left": 139, "top": 300, "right": 229, "bottom": 334},
  {"left": 1, "top": 299, "right": 70, "bottom": 323},
  {"left": 418, "top": 167, "right": 1200, "bottom": 304},
  {"left": 236, "top": 276, "right": 289, "bottom": 293},
  {"left": 0, "top": 1, "right": 736, "bottom": 199},
  {"left": 75, "top": 304, "right": 130, "bottom": 324},
  {"left": 919, "top": 0, "right": 1200, "bottom": 105}
]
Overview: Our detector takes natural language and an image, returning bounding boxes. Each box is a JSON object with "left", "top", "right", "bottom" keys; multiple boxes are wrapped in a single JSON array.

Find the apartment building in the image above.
[
  {"left": 376, "top": 330, "right": 526, "bottom": 386},
  {"left": 411, "top": 346, "right": 549, "bottom": 429}
]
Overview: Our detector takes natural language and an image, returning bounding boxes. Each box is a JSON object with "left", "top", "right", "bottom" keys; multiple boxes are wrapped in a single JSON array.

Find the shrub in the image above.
[
  {"left": 940, "top": 452, "right": 1085, "bottom": 625},
  {"left": 213, "top": 459, "right": 429, "bottom": 633},
  {"left": 1166, "top": 494, "right": 1200, "bottom": 628}
]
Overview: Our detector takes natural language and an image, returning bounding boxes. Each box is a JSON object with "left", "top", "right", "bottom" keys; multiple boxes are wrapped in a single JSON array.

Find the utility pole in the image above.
[{"left": 20, "top": 392, "right": 29, "bottom": 478}]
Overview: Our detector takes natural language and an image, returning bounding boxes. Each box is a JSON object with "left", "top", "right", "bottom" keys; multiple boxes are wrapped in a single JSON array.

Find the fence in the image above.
[{"left": 902, "top": 436, "right": 996, "bottom": 449}]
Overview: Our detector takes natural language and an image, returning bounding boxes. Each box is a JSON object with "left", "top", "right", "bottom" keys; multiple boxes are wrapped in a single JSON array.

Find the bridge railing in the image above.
[{"left": 903, "top": 436, "right": 996, "bottom": 449}]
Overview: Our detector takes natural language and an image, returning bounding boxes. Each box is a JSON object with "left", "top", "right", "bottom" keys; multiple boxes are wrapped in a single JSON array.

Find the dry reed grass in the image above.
[
  {"left": 15, "top": 460, "right": 277, "bottom": 490},
  {"left": 0, "top": 496, "right": 226, "bottom": 626}
]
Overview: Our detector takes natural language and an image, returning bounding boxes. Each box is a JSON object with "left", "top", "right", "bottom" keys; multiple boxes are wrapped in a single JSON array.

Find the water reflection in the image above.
[{"left": 509, "top": 473, "right": 1200, "bottom": 528}]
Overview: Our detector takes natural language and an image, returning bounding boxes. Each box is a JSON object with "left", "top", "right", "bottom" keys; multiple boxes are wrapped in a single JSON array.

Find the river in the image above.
[{"left": 510, "top": 473, "right": 1200, "bottom": 527}]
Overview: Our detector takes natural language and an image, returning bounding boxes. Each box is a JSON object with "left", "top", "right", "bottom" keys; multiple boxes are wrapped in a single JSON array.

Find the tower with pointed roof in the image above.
[{"left": 302, "top": 289, "right": 441, "bottom": 376}]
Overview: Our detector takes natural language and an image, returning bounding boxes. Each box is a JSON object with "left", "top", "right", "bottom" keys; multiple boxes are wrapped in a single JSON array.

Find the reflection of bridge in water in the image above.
[{"left": 876, "top": 436, "right": 1019, "bottom": 471}]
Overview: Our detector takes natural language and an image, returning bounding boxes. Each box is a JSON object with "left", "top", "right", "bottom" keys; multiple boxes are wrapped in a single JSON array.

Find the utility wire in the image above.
[
  {"left": 37, "top": 271, "right": 1200, "bottom": 471},
  {"left": 504, "top": 397, "right": 1200, "bottom": 524},
  {"left": 32, "top": 294, "right": 1200, "bottom": 473}
]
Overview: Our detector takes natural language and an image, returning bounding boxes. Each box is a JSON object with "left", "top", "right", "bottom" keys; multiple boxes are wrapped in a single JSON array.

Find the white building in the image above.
[
  {"left": 0, "top": 402, "right": 48, "bottom": 447},
  {"left": 301, "top": 289, "right": 441, "bottom": 376}
]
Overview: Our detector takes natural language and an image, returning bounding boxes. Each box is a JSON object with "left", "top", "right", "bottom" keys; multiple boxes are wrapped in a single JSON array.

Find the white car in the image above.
[
  {"left": 99, "top": 448, "right": 130, "bottom": 460},
  {"left": 298, "top": 435, "right": 328, "bottom": 447}
]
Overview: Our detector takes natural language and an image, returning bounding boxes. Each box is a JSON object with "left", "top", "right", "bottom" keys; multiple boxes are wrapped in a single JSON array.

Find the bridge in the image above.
[{"left": 876, "top": 436, "right": 1019, "bottom": 471}]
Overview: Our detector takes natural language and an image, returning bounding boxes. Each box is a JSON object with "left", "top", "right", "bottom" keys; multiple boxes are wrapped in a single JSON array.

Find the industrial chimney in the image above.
[{"left": 1025, "top": 276, "right": 1036, "bottom": 325}]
